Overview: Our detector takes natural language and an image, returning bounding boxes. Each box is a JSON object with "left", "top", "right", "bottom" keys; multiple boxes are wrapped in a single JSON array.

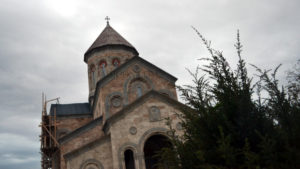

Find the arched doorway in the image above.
[{"left": 143, "top": 135, "right": 172, "bottom": 169}]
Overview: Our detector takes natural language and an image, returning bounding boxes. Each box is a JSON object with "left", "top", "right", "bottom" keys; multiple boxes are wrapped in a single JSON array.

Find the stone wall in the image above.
[
  {"left": 61, "top": 95, "right": 183, "bottom": 169},
  {"left": 56, "top": 117, "right": 93, "bottom": 138},
  {"left": 109, "top": 97, "right": 183, "bottom": 169},
  {"left": 59, "top": 124, "right": 105, "bottom": 169},
  {"left": 65, "top": 136, "right": 113, "bottom": 169},
  {"left": 94, "top": 60, "right": 177, "bottom": 120},
  {"left": 87, "top": 48, "right": 136, "bottom": 96}
]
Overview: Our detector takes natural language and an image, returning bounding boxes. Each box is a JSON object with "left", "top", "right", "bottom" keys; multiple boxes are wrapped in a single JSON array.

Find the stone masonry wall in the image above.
[
  {"left": 66, "top": 137, "right": 113, "bottom": 169},
  {"left": 109, "top": 97, "right": 183, "bottom": 169},
  {"left": 94, "top": 60, "right": 177, "bottom": 120},
  {"left": 62, "top": 96, "right": 183, "bottom": 169},
  {"left": 56, "top": 117, "right": 92, "bottom": 138},
  {"left": 87, "top": 48, "right": 136, "bottom": 97},
  {"left": 59, "top": 125, "right": 105, "bottom": 169}
]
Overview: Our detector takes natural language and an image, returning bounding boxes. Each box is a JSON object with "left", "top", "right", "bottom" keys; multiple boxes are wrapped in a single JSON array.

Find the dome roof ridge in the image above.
[{"left": 84, "top": 23, "right": 138, "bottom": 62}]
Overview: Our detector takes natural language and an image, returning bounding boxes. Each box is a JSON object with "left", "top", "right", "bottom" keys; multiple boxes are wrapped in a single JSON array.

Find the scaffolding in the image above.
[{"left": 40, "top": 93, "right": 60, "bottom": 169}]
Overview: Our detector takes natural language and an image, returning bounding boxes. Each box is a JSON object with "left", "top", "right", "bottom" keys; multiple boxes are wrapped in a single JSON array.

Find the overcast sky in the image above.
[{"left": 0, "top": 0, "right": 299, "bottom": 168}]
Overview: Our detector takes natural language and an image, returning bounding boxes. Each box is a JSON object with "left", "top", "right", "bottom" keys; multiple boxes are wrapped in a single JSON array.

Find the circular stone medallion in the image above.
[
  {"left": 112, "top": 97, "right": 122, "bottom": 108},
  {"left": 166, "top": 130, "right": 173, "bottom": 136},
  {"left": 133, "top": 65, "right": 140, "bottom": 73},
  {"left": 129, "top": 126, "right": 137, "bottom": 135}
]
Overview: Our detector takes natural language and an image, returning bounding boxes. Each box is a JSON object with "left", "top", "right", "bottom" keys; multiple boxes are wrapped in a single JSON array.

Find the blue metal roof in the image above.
[{"left": 50, "top": 103, "right": 91, "bottom": 116}]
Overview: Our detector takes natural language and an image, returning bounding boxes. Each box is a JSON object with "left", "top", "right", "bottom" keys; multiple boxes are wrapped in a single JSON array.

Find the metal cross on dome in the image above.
[{"left": 105, "top": 16, "right": 110, "bottom": 24}]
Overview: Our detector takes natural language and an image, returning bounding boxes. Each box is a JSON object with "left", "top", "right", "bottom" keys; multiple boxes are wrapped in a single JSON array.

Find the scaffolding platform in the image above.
[{"left": 40, "top": 93, "right": 60, "bottom": 169}]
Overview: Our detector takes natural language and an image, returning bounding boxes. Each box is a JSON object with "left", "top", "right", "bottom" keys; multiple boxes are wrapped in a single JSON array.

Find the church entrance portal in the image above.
[{"left": 143, "top": 134, "right": 172, "bottom": 169}]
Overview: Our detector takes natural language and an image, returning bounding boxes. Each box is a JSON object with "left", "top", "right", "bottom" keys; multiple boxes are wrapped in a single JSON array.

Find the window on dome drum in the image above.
[
  {"left": 112, "top": 58, "right": 120, "bottom": 67},
  {"left": 99, "top": 60, "right": 107, "bottom": 77},
  {"left": 124, "top": 149, "right": 135, "bottom": 169},
  {"left": 90, "top": 65, "right": 96, "bottom": 87}
]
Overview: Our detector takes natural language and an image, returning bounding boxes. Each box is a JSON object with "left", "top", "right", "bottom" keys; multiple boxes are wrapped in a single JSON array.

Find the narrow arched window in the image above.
[
  {"left": 124, "top": 149, "right": 135, "bottom": 169},
  {"left": 99, "top": 60, "right": 107, "bottom": 77},
  {"left": 90, "top": 65, "right": 96, "bottom": 87},
  {"left": 112, "top": 58, "right": 120, "bottom": 67},
  {"left": 136, "top": 86, "right": 142, "bottom": 98}
]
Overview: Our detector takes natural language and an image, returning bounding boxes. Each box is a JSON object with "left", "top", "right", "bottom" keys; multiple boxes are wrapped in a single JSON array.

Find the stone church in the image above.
[{"left": 45, "top": 20, "right": 187, "bottom": 169}]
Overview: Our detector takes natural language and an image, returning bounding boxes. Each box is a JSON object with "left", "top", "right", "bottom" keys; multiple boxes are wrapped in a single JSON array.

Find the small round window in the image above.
[{"left": 112, "top": 58, "right": 120, "bottom": 67}]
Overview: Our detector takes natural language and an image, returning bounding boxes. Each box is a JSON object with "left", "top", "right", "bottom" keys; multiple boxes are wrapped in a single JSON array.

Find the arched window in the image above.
[
  {"left": 90, "top": 64, "right": 96, "bottom": 87},
  {"left": 99, "top": 60, "right": 107, "bottom": 77},
  {"left": 112, "top": 58, "right": 120, "bottom": 67},
  {"left": 124, "top": 149, "right": 135, "bottom": 169},
  {"left": 127, "top": 77, "right": 152, "bottom": 103},
  {"left": 136, "top": 86, "right": 142, "bottom": 98}
]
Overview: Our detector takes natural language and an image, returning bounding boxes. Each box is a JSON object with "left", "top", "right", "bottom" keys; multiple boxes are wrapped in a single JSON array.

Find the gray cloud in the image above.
[{"left": 0, "top": 0, "right": 299, "bottom": 168}]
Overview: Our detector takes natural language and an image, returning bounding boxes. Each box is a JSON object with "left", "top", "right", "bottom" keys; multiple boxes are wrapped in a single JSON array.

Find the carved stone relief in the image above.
[
  {"left": 176, "top": 122, "right": 183, "bottom": 130},
  {"left": 149, "top": 106, "right": 161, "bottom": 122}
]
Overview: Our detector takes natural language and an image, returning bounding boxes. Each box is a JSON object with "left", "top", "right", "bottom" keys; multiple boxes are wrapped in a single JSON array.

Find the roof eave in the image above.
[{"left": 84, "top": 44, "right": 139, "bottom": 63}]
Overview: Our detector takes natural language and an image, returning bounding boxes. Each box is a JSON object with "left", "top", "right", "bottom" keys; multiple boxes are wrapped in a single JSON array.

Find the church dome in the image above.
[{"left": 84, "top": 23, "right": 138, "bottom": 62}]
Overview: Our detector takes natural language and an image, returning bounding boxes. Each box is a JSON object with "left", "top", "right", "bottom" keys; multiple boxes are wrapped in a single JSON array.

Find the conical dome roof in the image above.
[{"left": 84, "top": 23, "right": 138, "bottom": 62}]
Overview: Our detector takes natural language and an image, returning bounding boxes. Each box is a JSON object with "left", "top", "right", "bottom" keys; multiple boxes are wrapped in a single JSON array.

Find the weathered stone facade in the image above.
[{"left": 51, "top": 22, "right": 186, "bottom": 169}]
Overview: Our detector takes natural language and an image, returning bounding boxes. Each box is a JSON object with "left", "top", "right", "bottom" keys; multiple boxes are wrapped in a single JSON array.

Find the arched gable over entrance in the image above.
[
  {"left": 137, "top": 128, "right": 171, "bottom": 169},
  {"left": 144, "top": 135, "right": 172, "bottom": 169}
]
